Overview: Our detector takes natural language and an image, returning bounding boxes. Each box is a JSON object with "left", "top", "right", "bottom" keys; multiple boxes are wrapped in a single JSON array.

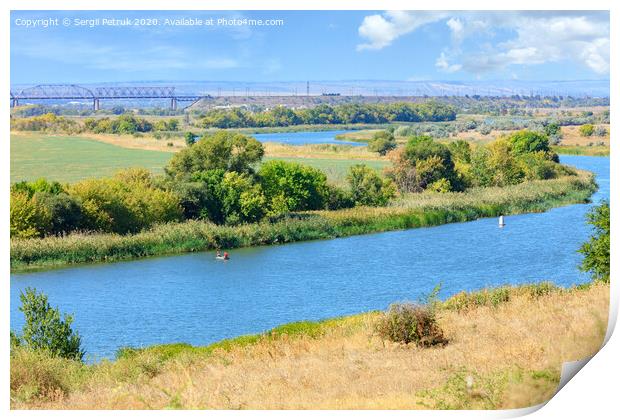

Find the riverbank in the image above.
[
  {"left": 551, "top": 145, "right": 610, "bottom": 156},
  {"left": 10, "top": 280, "right": 609, "bottom": 409},
  {"left": 10, "top": 169, "right": 596, "bottom": 272}
]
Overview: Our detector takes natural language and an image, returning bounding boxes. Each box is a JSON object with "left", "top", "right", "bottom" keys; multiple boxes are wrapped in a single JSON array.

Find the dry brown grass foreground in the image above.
[{"left": 11, "top": 282, "right": 609, "bottom": 410}]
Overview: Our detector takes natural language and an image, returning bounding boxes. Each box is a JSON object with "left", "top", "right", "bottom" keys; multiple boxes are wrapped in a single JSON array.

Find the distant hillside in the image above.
[{"left": 11, "top": 79, "right": 609, "bottom": 98}]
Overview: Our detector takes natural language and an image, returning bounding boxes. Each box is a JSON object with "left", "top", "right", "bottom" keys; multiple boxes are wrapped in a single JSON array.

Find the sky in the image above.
[{"left": 10, "top": 10, "right": 610, "bottom": 84}]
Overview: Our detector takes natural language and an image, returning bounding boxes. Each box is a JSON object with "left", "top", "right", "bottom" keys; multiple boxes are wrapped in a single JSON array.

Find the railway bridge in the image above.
[{"left": 10, "top": 84, "right": 205, "bottom": 110}]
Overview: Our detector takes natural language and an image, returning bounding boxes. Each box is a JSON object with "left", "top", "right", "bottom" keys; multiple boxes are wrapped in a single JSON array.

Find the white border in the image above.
[{"left": 2, "top": 1, "right": 616, "bottom": 419}]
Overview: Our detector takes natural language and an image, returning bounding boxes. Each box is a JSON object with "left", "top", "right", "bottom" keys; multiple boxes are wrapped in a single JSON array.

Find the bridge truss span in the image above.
[{"left": 10, "top": 84, "right": 202, "bottom": 110}]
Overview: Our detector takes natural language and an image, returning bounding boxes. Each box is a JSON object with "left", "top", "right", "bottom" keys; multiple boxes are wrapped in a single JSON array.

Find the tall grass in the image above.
[
  {"left": 10, "top": 281, "right": 609, "bottom": 409},
  {"left": 11, "top": 170, "right": 596, "bottom": 272},
  {"left": 551, "top": 145, "right": 610, "bottom": 156}
]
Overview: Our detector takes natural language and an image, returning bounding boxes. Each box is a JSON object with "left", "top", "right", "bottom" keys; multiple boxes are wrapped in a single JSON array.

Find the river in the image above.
[
  {"left": 252, "top": 130, "right": 365, "bottom": 146},
  {"left": 10, "top": 155, "right": 609, "bottom": 361}
]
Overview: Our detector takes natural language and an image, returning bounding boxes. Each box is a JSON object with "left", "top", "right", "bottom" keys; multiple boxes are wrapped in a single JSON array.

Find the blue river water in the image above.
[
  {"left": 252, "top": 130, "right": 365, "bottom": 146},
  {"left": 10, "top": 155, "right": 609, "bottom": 361}
]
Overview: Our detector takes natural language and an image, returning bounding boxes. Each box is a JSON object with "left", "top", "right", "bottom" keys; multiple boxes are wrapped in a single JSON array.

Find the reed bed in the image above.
[{"left": 11, "top": 170, "right": 596, "bottom": 272}]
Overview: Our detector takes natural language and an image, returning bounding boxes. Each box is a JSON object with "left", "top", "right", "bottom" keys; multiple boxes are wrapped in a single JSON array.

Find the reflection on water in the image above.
[{"left": 10, "top": 155, "right": 609, "bottom": 360}]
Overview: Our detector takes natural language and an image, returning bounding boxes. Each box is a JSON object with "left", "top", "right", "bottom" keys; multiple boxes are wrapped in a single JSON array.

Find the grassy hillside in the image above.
[{"left": 10, "top": 281, "right": 609, "bottom": 409}]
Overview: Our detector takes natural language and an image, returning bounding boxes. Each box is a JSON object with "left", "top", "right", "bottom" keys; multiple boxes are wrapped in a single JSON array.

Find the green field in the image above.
[
  {"left": 10, "top": 133, "right": 173, "bottom": 183},
  {"left": 11, "top": 133, "right": 390, "bottom": 184},
  {"left": 264, "top": 156, "right": 389, "bottom": 185}
]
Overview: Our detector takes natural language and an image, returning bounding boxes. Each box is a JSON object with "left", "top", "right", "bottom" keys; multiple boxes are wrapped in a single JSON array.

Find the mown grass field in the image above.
[
  {"left": 10, "top": 133, "right": 173, "bottom": 183},
  {"left": 10, "top": 133, "right": 389, "bottom": 185},
  {"left": 10, "top": 281, "right": 609, "bottom": 409},
  {"left": 264, "top": 156, "right": 389, "bottom": 185}
]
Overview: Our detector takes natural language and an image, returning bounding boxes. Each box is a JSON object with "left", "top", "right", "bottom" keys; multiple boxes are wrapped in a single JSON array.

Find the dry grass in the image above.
[
  {"left": 12, "top": 282, "right": 609, "bottom": 410},
  {"left": 262, "top": 142, "right": 384, "bottom": 160},
  {"left": 78, "top": 133, "right": 186, "bottom": 152},
  {"left": 558, "top": 125, "right": 610, "bottom": 146},
  {"left": 78, "top": 133, "right": 387, "bottom": 161}
]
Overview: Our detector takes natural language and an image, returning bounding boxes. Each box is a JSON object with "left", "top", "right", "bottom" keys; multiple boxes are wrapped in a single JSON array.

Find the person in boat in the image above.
[
  {"left": 216, "top": 249, "right": 222, "bottom": 258},
  {"left": 223, "top": 251, "right": 229, "bottom": 260}
]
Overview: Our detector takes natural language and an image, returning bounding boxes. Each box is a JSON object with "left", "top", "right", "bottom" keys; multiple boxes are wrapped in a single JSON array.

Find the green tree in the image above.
[
  {"left": 259, "top": 160, "right": 328, "bottom": 214},
  {"left": 507, "top": 130, "right": 550, "bottom": 155},
  {"left": 346, "top": 164, "right": 396, "bottom": 206},
  {"left": 579, "top": 202, "right": 610, "bottom": 283},
  {"left": 184, "top": 131, "right": 197, "bottom": 146},
  {"left": 166, "top": 131, "right": 264, "bottom": 178},
  {"left": 69, "top": 170, "right": 182, "bottom": 234},
  {"left": 396, "top": 135, "right": 461, "bottom": 191},
  {"left": 33, "top": 192, "right": 83, "bottom": 235},
  {"left": 447, "top": 140, "right": 472, "bottom": 164},
  {"left": 16, "top": 288, "right": 84, "bottom": 361},
  {"left": 367, "top": 130, "right": 397, "bottom": 156},
  {"left": 220, "top": 171, "right": 266, "bottom": 224},
  {"left": 10, "top": 191, "right": 52, "bottom": 238}
]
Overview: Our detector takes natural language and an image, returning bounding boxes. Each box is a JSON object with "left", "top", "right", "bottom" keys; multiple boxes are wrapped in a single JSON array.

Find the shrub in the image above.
[
  {"left": 184, "top": 131, "right": 197, "bottom": 146},
  {"left": 259, "top": 160, "right": 329, "bottom": 214},
  {"left": 448, "top": 140, "right": 472, "bottom": 164},
  {"left": 375, "top": 302, "right": 447, "bottom": 347},
  {"left": 507, "top": 130, "right": 550, "bottom": 155},
  {"left": 579, "top": 124, "right": 595, "bottom": 137},
  {"left": 323, "top": 184, "right": 354, "bottom": 210},
  {"left": 11, "top": 178, "right": 65, "bottom": 198},
  {"left": 16, "top": 288, "right": 84, "bottom": 361},
  {"left": 10, "top": 347, "right": 83, "bottom": 403},
  {"left": 33, "top": 192, "right": 83, "bottom": 235},
  {"left": 10, "top": 191, "right": 52, "bottom": 238},
  {"left": 69, "top": 170, "right": 182, "bottom": 234},
  {"left": 387, "top": 135, "right": 460, "bottom": 193},
  {"left": 346, "top": 164, "right": 396, "bottom": 206},
  {"left": 221, "top": 171, "right": 267, "bottom": 224},
  {"left": 594, "top": 126, "right": 607, "bottom": 137},
  {"left": 484, "top": 139, "right": 525, "bottom": 186},
  {"left": 579, "top": 202, "right": 610, "bottom": 283},
  {"left": 367, "top": 130, "right": 397, "bottom": 155}
]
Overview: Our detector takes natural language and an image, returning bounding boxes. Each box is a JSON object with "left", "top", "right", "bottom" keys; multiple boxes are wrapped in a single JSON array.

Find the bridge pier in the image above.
[
  {"left": 11, "top": 98, "right": 19, "bottom": 107},
  {"left": 93, "top": 98, "right": 100, "bottom": 111},
  {"left": 170, "top": 97, "right": 177, "bottom": 111}
]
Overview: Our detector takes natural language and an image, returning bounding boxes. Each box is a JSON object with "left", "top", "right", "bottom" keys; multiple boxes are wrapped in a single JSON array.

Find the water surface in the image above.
[
  {"left": 10, "top": 155, "right": 609, "bottom": 361},
  {"left": 252, "top": 130, "right": 364, "bottom": 146}
]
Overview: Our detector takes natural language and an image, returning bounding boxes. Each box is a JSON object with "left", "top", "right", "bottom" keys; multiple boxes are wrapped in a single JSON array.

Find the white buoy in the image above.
[{"left": 499, "top": 215, "right": 505, "bottom": 227}]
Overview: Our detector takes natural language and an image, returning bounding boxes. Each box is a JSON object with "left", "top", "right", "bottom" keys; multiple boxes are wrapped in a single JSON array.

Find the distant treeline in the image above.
[
  {"left": 198, "top": 102, "right": 457, "bottom": 128},
  {"left": 10, "top": 114, "right": 180, "bottom": 135}
]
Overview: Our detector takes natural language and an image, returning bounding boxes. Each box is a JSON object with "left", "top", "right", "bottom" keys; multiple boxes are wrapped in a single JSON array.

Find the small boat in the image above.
[
  {"left": 215, "top": 252, "right": 230, "bottom": 260},
  {"left": 499, "top": 215, "right": 506, "bottom": 227}
]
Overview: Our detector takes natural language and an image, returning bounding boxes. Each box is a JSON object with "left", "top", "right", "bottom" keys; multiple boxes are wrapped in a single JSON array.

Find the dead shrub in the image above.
[{"left": 375, "top": 303, "right": 448, "bottom": 347}]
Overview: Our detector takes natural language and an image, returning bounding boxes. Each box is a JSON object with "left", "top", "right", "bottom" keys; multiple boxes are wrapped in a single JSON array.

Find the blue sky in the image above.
[{"left": 10, "top": 10, "right": 610, "bottom": 84}]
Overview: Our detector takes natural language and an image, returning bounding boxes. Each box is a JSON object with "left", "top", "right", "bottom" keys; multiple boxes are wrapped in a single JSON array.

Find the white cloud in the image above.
[
  {"left": 443, "top": 13, "right": 610, "bottom": 75},
  {"left": 356, "top": 11, "right": 447, "bottom": 51},
  {"left": 435, "top": 52, "right": 462, "bottom": 73},
  {"left": 357, "top": 11, "right": 609, "bottom": 75},
  {"left": 446, "top": 18, "right": 464, "bottom": 44}
]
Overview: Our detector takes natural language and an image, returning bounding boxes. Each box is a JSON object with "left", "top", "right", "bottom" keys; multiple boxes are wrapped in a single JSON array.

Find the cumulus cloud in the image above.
[
  {"left": 357, "top": 11, "right": 447, "bottom": 50},
  {"left": 357, "top": 11, "right": 610, "bottom": 75},
  {"left": 435, "top": 52, "right": 462, "bottom": 73}
]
